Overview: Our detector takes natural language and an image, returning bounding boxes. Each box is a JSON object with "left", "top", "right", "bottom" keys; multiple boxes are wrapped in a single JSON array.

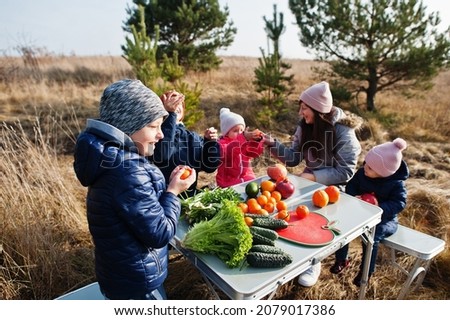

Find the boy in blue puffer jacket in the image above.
[
  {"left": 329, "top": 138, "right": 409, "bottom": 286},
  {"left": 73, "top": 79, "right": 196, "bottom": 300}
]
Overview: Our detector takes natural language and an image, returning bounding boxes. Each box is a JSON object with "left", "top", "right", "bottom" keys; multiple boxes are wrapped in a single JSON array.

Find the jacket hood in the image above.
[
  {"left": 333, "top": 107, "right": 365, "bottom": 130},
  {"left": 73, "top": 119, "right": 137, "bottom": 186}
]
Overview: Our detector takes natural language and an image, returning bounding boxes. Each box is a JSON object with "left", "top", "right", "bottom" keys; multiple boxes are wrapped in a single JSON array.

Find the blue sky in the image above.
[{"left": 1, "top": 0, "right": 448, "bottom": 59}]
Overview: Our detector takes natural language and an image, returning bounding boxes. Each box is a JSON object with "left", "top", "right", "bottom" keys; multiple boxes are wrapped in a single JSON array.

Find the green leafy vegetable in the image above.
[
  {"left": 181, "top": 187, "right": 243, "bottom": 225},
  {"left": 182, "top": 200, "right": 252, "bottom": 268}
]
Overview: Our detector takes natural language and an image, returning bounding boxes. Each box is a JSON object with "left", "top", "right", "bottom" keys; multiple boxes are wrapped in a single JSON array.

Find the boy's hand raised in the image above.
[{"left": 160, "top": 90, "right": 185, "bottom": 113}]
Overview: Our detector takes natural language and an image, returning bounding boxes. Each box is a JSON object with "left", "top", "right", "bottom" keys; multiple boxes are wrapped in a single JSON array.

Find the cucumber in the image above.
[
  {"left": 244, "top": 213, "right": 272, "bottom": 219},
  {"left": 252, "top": 217, "right": 288, "bottom": 230},
  {"left": 249, "top": 244, "right": 286, "bottom": 255},
  {"left": 249, "top": 226, "right": 279, "bottom": 241},
  {"left": 250, "top": 230, "right": 275, "bottom": 246},
  {"left": 246, "top": 251, "right": 293, "bottom": 268}
]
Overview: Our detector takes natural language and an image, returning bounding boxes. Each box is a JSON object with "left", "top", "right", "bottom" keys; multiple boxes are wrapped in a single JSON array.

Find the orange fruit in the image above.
[
  {"left": 257, "top": 194, "right": 268, "bottom": 206},
  {"left": 267, "top": 197, "right": 277, "bottom": 205},
  {"left": 325, "top": 185, "right": 340, "bottom": 203},
  {"left": 259, "top": 209, "right": 269, "bottom": 216},
  {"left": 238, "top": 202, "right": 248, "bottom": 214},
  {"left": 277, "top": 209, "right": 290, "bottom": 221},
  {"left": 276, "top": 200, "right": 288, "bottom": 212},
  {"left": 244, "top": 216, "right": 253, "bottom": 227},
  {"left": 262, "top": 190, "right": 272, "bottom": 199},
  {"left": 271, "top": 190, "right": 282, "bottom": 202},
  {"left": 260, "top": 180, "right": 276, "bottom": 193},
  {"left": 263, "top": 202, "right": 275, "bottom": 213},
  {"left": 247, "top": 198, "right": 262, "bottom": 213},
  {"left": 295, "top": 205, "right": 309, "bottom": 219},
  {"left": 312, "top": 189, "right": 329, "bottom": 208},
  {"left": 180, "top": 168, "right": 192, "bottom": 180}
]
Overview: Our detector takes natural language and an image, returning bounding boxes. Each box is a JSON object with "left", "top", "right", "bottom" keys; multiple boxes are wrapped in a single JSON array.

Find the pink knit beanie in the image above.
[
  {"left": 299, "top": 81, "right": 333, "bottom": 113},
  {"left": 220, "top": 107, "right": 245, "bottom": 135},
  {"left": 365, "top": 138, "right": 407, "bottom": 177}
]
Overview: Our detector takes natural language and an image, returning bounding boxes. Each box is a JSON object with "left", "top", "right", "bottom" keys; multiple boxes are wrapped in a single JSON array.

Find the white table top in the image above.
[{"left": 172, "top": 174, "right": 383, "bottom": 299}]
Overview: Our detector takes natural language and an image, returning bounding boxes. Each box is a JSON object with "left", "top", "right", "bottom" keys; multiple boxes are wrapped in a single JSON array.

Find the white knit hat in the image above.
[
  {"left": 365, "top": 138, "right": 407, "bottom": 177},
  {"left": 220, "top": 108, "right": 245, "bottom": 135},
  {"left": 299, "top": 81, "right": 333, "bottom": 113}
]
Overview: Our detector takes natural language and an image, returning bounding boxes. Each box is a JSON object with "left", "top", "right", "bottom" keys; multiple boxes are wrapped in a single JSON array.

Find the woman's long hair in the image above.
[{"left": 300, "top": 105, "right": 337, "bottom": 162}]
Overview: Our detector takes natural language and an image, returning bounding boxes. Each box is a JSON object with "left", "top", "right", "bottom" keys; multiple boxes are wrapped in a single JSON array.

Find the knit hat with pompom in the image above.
[
  {"left": 365, "top": 138, "right": 407, "bottom": 177},
  {"left": 220, "top": 108, "right": 245, "bottom": 135}
]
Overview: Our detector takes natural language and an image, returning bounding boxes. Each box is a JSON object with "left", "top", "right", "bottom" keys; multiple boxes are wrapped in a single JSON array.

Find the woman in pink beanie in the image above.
[
  {"left": 263, "top": 81, "right": 364, "bottom": 287},
  {"left": 330, "top": 138, "right": 410, "bottom": 286}
]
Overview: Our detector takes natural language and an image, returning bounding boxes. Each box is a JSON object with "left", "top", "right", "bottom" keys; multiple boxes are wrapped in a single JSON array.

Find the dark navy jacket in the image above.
[
  {"left": 151, "top": 112, "right": 221, "bottom": 196},
  {"left": 346, "top": 160, "right": 409, "bottom": 224},
  {"left": 73, "top": 119, "right": 180, "bottom": 299}
]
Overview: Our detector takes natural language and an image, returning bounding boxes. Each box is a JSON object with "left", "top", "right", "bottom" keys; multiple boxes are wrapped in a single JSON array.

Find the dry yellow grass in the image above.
[{"left": 0, "top": 55, "right": 448, "bottom": 300}]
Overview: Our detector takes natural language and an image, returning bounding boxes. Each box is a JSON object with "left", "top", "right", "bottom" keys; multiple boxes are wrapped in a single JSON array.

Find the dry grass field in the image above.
[{"left": 0, "top": 55, "right": 449, "bottom": 300}]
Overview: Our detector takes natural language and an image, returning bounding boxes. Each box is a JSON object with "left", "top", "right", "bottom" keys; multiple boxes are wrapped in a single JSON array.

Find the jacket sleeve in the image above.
[
  {"left": 313, "top": 124, "right": 361, "bottom": 185},
  {"left": 241, "top": 139, "right": 264, "bottom": 159},
  {"left": 152, "top": 112, "right": 178, "bottom": 164},
  {"left": 268, "top": 126, "right": 303, "bottom": 167},
  {"left": 113, "top": 165, "right": 180, "bottom": 249},
  {"left": 200, "top": 139, "right": 221, "bottom": 173},
  {"left": 345, "top": 169, "right": 363, "bottom": 196},
  {"left": 379, "top": 181, "right": 407, "bottom": 223}
]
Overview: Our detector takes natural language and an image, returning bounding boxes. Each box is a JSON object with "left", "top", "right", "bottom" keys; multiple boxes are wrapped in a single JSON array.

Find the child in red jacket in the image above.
[{"left": 216, "top": 108, "right": 264, "bottom": 188}]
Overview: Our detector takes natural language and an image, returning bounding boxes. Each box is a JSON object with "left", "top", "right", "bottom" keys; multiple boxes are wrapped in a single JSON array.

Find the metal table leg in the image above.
[{"left": 359, "top": 225, "right": 375, "bottom": 299}]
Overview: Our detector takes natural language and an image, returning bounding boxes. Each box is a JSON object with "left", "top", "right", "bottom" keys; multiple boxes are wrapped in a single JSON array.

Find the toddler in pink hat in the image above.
[
  {"left": 364, "top": 138, "right": 407, "bottom": 177},
  {"left": 216, "top": 108, "right": 264, "bottom": 187},
  {"left": 330, "top": 138, "right": 410, "bottom": 286}
]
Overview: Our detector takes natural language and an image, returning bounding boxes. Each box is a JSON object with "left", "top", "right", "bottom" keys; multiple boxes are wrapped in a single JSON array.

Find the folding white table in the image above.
[{"left": 171, "top": 174, "right": 382, "bottom": 300}]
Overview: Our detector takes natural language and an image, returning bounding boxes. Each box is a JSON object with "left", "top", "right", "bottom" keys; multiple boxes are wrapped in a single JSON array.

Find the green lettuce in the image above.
[{"left": 182, "top": 200, "right": 252, "bottom": 268}]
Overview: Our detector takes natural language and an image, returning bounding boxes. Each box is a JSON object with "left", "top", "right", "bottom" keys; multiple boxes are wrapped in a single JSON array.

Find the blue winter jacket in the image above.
[
  {"left": 346, "top": 160, "right": 409, "bottom": 224},
  {"left": 151, "top": 112, "right": 221, "bottom": 196},
  {"left": 73, "top": 119, "right": 181, "bottom": 299}
]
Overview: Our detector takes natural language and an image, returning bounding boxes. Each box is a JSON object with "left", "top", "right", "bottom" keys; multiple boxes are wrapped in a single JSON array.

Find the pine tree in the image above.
[
  {"left": 253, "top": 5, "right": 294, "bottom": 128},
  {"left": 289, "top": 0, "right": 450, "bottom": 111},
  {"left": 124, "top": 0, "right": 236, "bottom": 72},
  {"left": 122, "top": 5, "right": 203, "bottom": 127}
]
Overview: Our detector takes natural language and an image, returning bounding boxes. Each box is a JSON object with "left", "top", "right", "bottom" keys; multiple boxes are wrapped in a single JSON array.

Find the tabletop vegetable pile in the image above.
[{"left": 180, "top": 181, "right": 294, "bottom": 269}]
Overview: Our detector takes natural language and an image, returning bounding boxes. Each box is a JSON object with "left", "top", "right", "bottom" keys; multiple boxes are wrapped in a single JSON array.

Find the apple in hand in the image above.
[{"left": 360, "top": 193, "right": 378, "bottom": 205}]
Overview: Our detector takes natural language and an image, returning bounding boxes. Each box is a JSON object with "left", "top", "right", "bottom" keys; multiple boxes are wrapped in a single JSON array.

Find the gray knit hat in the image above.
[{"left": 99, "top": 79, "right": 168, "bottom": 135}]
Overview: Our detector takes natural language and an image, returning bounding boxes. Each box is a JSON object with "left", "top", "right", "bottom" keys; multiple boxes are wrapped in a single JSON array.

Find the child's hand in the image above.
[
  {"left": 262, "top": 133, "right": 276, "bottom": 147},
  {"left": 204, "top": 127, "right": 218, "bottom": 140},
  {"left": 245, "top": 128, "right": 264, "bottom": 141},
  {"left": 161, "top": 90, "right": 185, "bottom": 112},
  {"left": 167, "top": 165, "right": 196, "bottom": 195}
]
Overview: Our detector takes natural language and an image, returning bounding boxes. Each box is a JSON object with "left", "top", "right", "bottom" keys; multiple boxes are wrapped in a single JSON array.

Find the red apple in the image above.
[
  {"left": 275, "top": 178, "right": 295, "bottom": 199},
  {"left": 360, "top": 193, "right": 378, "bottom": 205}
]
